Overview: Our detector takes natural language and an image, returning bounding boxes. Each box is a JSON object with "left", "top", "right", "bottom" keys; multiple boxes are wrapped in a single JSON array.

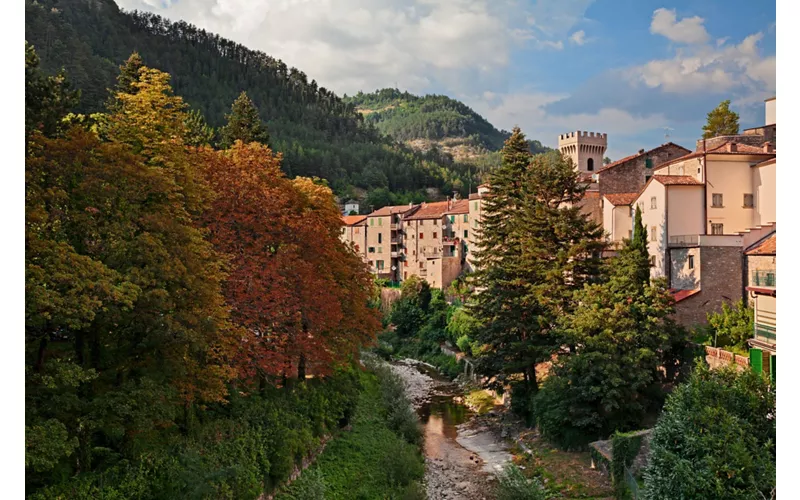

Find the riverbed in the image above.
[{"left": 389, "top": 359, "right": 513, "bottom": 500}]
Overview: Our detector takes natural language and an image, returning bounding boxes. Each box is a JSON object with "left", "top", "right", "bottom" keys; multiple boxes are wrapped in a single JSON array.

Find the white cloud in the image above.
[
  {"left": 570, "top": 30, "right": 587, "bottom": 45},
  {"left": 470, "top": 90, "right": 667, "bottom": 156},
  {"left": 116, "top": 0, "right": 519, "bottom": 95},
  {"left": 650, "top": 8, "right": 709, "bottom": 45},
  {"left": 628, "top": 28, "right": 775, "bottom": 95}
]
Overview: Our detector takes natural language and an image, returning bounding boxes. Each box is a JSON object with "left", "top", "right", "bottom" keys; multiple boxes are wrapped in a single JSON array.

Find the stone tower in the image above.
[{"left": 558, "top": 131, "right": 608, "bottom": 174}]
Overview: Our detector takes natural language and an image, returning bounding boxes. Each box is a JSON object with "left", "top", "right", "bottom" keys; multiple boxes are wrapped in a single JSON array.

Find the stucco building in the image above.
[
  {"left": 366, "top": 204, "right": 419, "bottom": 282},
  {"left": 597, "top": 143, "right": 691, "bottom": 197},
  {"left": 340, "top": 215, "right": 368, "bottom": 263},
  {"left": 601, "top": 192, "right": 638, "bottom": 249},
  {"left": 744, "top": 231, "right": 775, "bottom": 383},
  {"left": 403, "top": 200, "right": 465, "bottom": 290}
]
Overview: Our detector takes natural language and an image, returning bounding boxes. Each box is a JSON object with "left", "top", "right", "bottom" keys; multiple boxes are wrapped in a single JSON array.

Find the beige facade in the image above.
[
  {"left": 744, "top": 232, "right": 776, "bottom": 356},
  {"left": 340, "top": 215, "right": 368, "bottom": 263},
  {"left": 765, "top": 97, "right": 776, "bottom": 126},
  {"left": 601, "top": 193, "right": 637, "bottom": 246},
  {"left": 366, "top": 204, "right": 419, "bottom": 282},
  {"left": 558, "top": 131, "right": 607, "bottom": 174},
  {"left": 751, "top": 158, "right": 776, "bottom": 227}
]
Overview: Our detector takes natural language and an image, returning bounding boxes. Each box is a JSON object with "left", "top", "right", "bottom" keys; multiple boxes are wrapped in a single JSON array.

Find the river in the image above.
[{"left": 389, "top": 359, "right": 513, "bottom": 500}]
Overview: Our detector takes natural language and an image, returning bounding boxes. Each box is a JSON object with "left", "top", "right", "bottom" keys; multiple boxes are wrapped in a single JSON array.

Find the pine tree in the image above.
[
  {"left": 615, "top": 204, "right": 651, "bottom": 290},
  {"left": 702, "top": 99, "right": 740, "bottom": 139},
  {"left": 115, "top": 52, "right": 145, "bottom": 96},
  {"left": 469, "top": 130, "right": 605, "bottom": 394},
  {"left": 185, "top": 108, "right": 216, "bottom": 147},
  {"left": 219, "top": 91, "right": 270, "bottom": 148},
  {"left": 25, "top": 42, "right": 79, "bottom": 138}
]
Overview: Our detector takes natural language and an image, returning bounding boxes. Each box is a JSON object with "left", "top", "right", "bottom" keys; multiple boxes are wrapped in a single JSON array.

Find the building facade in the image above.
[
  {"left": 558, "top": 130, "right": 607, "bottom": 175},
  {"left": 745, "top": 231, "right": 776, "bottom": 383},
  {"left": 340, "top": 215, "right": 368, "bottom": 263},
  {"left": 597, "top": 143, "right": 691, "bottom": 197},
  {"left": 365, "top": 204, "right": 419, "bottom": 282}
]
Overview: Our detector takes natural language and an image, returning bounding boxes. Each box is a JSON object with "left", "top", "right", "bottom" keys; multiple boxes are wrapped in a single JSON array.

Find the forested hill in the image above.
[
  {"left": 344, "top": 89, "right": 551, "bottom": 160},
  {"left": 24, "top": 0, "right": 486, "bottom": 202}
]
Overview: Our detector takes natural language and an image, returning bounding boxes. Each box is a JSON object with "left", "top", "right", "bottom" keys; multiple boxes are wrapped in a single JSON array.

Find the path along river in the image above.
[{"left": 388, "top": 359, "right": 513, "bottom": 500}]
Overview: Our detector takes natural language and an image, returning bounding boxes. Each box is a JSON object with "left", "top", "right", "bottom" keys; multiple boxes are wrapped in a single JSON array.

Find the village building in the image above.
[
  {"left": 365, "top": 204, "right": 419, "bottom": 283},
  {"left": 596, "top": 143, "right": 691, "bottom": 197},
  {"left": 340, "top": 215, "right": 368, "bottom": 263},
  {"left": 744, "top": 231, "right": 776, "bottom": 383},
  {"left": 402, "top": 200, "right": 465, "bottom": 290},
  {"left": 601, "top": 192, "right": 639, "bottom": 250}
]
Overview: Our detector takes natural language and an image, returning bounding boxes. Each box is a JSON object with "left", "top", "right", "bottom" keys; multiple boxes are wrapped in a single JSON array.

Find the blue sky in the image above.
[{"left": 117, "top": 0, "right": 776, "bottom": 160}]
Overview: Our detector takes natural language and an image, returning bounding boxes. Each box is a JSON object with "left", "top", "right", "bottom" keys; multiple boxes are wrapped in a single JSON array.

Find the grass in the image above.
[
  {"left": 465, "top": 390, "right": 496, "bottom": 414},
  {"left": 511, "top": 431, "right": 615, "bottom": 500},
  {"left": 275, "top": 370, "right": 425, "bottom": 500}
]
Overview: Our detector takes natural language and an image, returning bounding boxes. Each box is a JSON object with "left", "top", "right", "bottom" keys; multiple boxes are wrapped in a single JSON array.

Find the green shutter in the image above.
[
  {"left": 645, "top": 158, "right": 653, "bottom": 169},
  {"left": 370, "top": 218, "right": 374, "bottom": 226},
  {"left": 770, "top": 355, "right": 776, "bottom": 385},
  {"left": 750, "top": 348, "right": 763, "bottom": 373},
  {"left": 463, "top": 214, "right": 468, "bottom": 222}
]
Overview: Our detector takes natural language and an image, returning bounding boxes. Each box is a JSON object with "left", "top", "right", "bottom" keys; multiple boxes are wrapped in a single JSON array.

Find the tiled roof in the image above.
[
  {"left": 445, "top": 199, "right": 470, "bottom": 215},
  {"left": 405, "top": 201, "right": 451, "bottom": 220},
  {"left": 342, "top": 215, "right": 366, "bottom": 226},
  {"left": 654, "top": 141, "right": 775, "bottom": 172},
  {"left": 653, "top": 175, "right": 703, "bottom": 186},
  {"left": 368, "top": 204, "right": 418, "bottom": 217},
  {"left": 597, "top": 142, "right": 690, "bottom": 173},
  {"left": 582, "top": 190, "right": 600, "bottom": 199},
  {"left": 604, "top": 192, "right": 639, "bottom": 206},
  {"left": 468, "top": 193, "right": 483, "bottom": 200},
  {"left": 669, "top": 288, "right": 701, "bottom": 303},
  {"left": 745, "top": 233, "right": 776, "bottom": 255}
]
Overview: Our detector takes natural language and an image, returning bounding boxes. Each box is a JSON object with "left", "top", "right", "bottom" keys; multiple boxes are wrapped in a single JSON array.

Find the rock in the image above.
[{"left": 500, "top": 429, "right": 508, "bottom": 438}]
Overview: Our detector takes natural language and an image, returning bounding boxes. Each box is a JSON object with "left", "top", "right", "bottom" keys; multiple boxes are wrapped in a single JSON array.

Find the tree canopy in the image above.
[{"left": 702, "top": 99, "right": 740, "bottom": 139}]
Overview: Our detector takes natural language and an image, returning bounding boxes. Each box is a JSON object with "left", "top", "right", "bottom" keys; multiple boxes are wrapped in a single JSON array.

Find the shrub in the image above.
[
  {"left": 277, "top": 468, "right": 326, "bottom": 500},
  {"left": 706, "top": 300, "right": 754, "bottom": 351},
  {"left": 495, "top": 463, "right": 549, "bottom": 500},
  {"left": 456, "top": 334, "right": 472, "bottom": 355},
  {"left": 532, "top": 376, "right": 597, "bottom": 450},
  {"left": 465, "top": 390, "right": 495, "bottom": 414},
  {"left": 643, "top": 363, "right": 775, "bottom": 499}
]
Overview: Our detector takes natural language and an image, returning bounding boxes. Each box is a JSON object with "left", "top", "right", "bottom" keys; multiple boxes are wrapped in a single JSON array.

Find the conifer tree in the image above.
[
  {"left": 185, "top": 108, "right": 216, "bottom": 147},
  {"left": 115, "top": 52, "right": 145, "bottom": 96},
  {"left": 219, "top": 91, "right": 270, "bottom": 148},
  {"left": 616, "top": 204, "right": 651, "bottom": 290},
  {"left": 469, "top": 130, "right": 604, "bottom": 393},
  {"left": 25, "top": 42, "right": 79, "bottom": 138},
  {"left": 702, "top": 99, "right": 740, "bottom": 139}
]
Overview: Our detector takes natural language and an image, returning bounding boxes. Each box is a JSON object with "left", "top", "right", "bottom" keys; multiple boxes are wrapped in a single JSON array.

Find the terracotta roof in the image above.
[
  {"left": 670, "top": 288, "right": 701, "bottom": 302},
  {"left": 654, "top": 141, "right": 775, "bottom": 172},
  {"left": 597, "top": 142, "right": 690, "bottom": 173},
  {"left": 444, "top": 199, "right": 469, "bottom": 215},
  {"left": 582, "top": 190, "right": 600, "bottom": 199},
  {"left": 368, "top": 204, "right": 419, "bottom": 217},
  {"left": 745, "top": 233, "right": 776, "bottom": 255},
  {"left": 342, "top": 215, "right": 366, "bottom": 226},
  {"left": 405, "top": 201, "right": 451, "bottom": 220},
  {"left": 469, "top": 193, "right": 483, "bottom": 200},
  {"left": 604, "top": 192, "right": 639, "bottom": 206},
  {"left": 652, "top": 175, "right": 703, "bottom": 186}
]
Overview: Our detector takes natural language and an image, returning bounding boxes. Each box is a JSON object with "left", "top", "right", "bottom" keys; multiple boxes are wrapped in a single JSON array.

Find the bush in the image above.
[
  {"left": 456, "top": 334, "right": 472, "bottom": 355},
  {"left": 532, "top": 376, "right": 597, "bottom": 450},
  {"left": 277, "top": 468, "right": 326, "bottom": 500},
  {"left": 495, "top": 463, "right": 549, "bottom": 500},
  {"left": 643, "top": 363, "right": 775, "bottom": 499},
  {"left": 706, "top": 300, "right": 754, "bottom": 351}
]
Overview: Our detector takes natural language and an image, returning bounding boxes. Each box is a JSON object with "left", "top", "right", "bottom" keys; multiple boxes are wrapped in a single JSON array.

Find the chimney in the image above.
[
  {"left": 763, "top": 142, "right": 774, "bottom": 153},
  {"left": 728, "top": 142, "right": 737, "bottom": 153}
]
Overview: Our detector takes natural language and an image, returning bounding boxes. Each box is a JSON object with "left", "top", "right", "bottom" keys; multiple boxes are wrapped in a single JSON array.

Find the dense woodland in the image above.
[
  {"left": 24, "top": 43, "right": 400, "bottom": 497},
  {"left": 24, "top": 0, "right": 542, "bottom": 205},
  {"left": 344, "top": 88, "right": 549, "bottom": 154}
]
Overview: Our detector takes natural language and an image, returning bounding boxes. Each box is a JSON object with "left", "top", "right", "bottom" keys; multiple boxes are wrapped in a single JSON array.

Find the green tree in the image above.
[
  {"left": 219, "top": 91, "right": 271, "bottom": 148},
  {"left": 702, "top": 99, "right": 740, "bottom": 139},
  {"left": 25, "top": 42, "right": 79, "bottom": 138},
  {"left": 114, "top": 52, "right": 144, "bottom": 96},
  {"left": 469, "top": 129, "right": 604, "bottom": 394},
  {"left": 185, "top": 108, "right": 216, "bottom": 147},
  {"left": 643, "top": 364, "right": 775, "bottom": 499},
  {"left": 707, "top": 300, "right": 754, "bottom": 350},
  {"left": 625, "top": 204, "right": 651, "bottom": 288},
  {"left": 604, "top": 156, "right": 612, "bottom": 165}
]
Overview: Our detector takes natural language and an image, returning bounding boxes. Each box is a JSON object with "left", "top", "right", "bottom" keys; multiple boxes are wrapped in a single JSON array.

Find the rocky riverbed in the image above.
[{"left": 388, "top": 359, "right": 513, "bottom": 500}]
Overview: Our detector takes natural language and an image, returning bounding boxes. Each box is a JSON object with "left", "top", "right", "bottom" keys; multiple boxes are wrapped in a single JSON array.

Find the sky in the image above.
[{"left": 115, "top": 0, "right": 776, "bottom": 160}]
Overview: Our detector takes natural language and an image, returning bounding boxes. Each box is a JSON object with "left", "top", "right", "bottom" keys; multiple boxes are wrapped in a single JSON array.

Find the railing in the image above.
[
  {"left": 668, "top": 234, "right": 699, "bottom": 246},
  {"left": 752, "top": 270, "right": 776, "bottom": 287},
  {"left": 755, "top": 324, "right": 776, "bottom": 342}
]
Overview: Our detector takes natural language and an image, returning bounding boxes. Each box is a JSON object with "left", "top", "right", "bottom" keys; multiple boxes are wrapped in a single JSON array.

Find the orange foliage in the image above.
[{"left": 200, "top": 141, "right": 380, "bottom": 383}]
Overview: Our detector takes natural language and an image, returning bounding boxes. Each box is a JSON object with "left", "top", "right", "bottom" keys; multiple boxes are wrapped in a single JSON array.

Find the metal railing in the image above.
[
  {"left": 752, "top": 270, "right": 776, "bottom": 287},
  {"left": 668, "top": 234, "right": 699, "bottom": 246}
]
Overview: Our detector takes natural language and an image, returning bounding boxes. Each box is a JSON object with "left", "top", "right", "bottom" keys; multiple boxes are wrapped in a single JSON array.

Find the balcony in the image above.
[
  {"left": 390, "top": 223, "right": 399, "bottom": 230},
  {"left": 751, "top": 269, "right": 776, "bottom": 288},
  {"left": 668, "top": 234, "right": 743, "bottom": 248}
]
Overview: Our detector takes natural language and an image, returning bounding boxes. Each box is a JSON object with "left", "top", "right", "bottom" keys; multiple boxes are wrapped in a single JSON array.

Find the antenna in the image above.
[{"left": 663, "top": 126, "right": 674, "bottom": 142}]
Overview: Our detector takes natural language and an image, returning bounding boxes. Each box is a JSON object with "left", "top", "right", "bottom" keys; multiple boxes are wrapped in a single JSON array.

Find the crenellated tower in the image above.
[{"left": 558, "top": 131, "right": 608, "bottom": 174}]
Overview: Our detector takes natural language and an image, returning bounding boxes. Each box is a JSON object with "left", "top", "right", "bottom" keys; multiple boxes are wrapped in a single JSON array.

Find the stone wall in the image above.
[
  {"left": 672, "top": 245, "right": 744, "bottom": 327},
  {"left": 694, "top": 125, "right": 776, "bottom": 151},
  {"left": 599, "top": 143, "right": 690, "bottom": 196},
  {"left": 577, "top": 191, "right": 603, "bottom": 228}
]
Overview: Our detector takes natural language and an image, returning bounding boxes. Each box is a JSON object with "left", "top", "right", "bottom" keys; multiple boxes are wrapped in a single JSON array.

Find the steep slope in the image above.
[
  {"left": 344, "top": 89, "right": 550, "bottom": 162},
  {"left": 24, "top": 0, "right": 475, "bottom": 200}
]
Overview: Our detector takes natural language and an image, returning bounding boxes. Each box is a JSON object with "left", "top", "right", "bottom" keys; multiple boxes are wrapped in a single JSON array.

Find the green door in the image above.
[
  {"left": 750, "top": 348, "right": 763, "bottom": 374},
  {"left": 770, "top": 355, "right": 776, "bottom": 385}
]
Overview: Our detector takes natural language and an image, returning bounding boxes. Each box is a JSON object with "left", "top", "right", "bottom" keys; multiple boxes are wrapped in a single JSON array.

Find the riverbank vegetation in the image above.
[
  {"left": 25, "top": 45, "right": 382, "bottom": 498},
  {"left": 276, "top": 361, "right": 425, "bottom": 500}
]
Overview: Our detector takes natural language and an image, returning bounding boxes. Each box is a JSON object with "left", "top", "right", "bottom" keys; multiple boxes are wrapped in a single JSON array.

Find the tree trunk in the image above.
[
  {"left": 35, "top": 335, "right": 48, "bottom": 372},
  {"left": 297, "top": 354, "right": 306, "bottom": 382}
]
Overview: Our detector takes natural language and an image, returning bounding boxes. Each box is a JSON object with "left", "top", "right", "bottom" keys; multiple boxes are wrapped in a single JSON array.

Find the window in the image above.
[
  {"left": 628, "top": 230, "right": 633, "bottom": 240},
  {"left": 464, "top": 230, "right": 468, "bottom": 239},
  {"left": 433, "top": 219, "right": 438, "bottom": 226},
  {"left": 650, "top": 226, "right": 656, "bottom": 241},
  {"left": 378, "top": 233, "right": 382, "bottom": 244},
  {"left": 369, "top": 260, "right": 373, "bottom": 266},
  {"left": 649, "top": 256, "right": 656, "bottom": 267},
  {"left": 419, "top": 261, "right": 423, "bottom": 268},
  {"left": 355, "top": 228, "right": 360, "bottom": 234},
  {"left": 463, "top": 214, "right": 468, "bottom": 223},
  {"left": 688, "top": 255, "right": 695, "bottom": 269},
  {"left": 464, "top": 245, "right": 469, "bottom": 254},
  {"left": 587, "top": 158, "right": 594, "bottom": 171},
  {"left": 678, "top": 166, "right": 684, "bottom": 175},
  {"left": 433, "top": 232, "right": 438, "bottom": 239},
  {"left": 474, "top": 202, "right": 478, "bottom": 210},
  {"left": 650, "top": 196, "right": 657, "bottom": 209},
  {"left": 404, "top": 272, "right": 408, "bottom": 279},
  {"left": 712, "top": 193, "right": 723, "bottom": 207},
  {"left": 419, "top": 232, "right": 424, "bottom": 239},
  {"left": 645, "top": 158, "right": 653, "bottom": 169},
  {"left": 376, "top": 260, "right": 384, "bottom": 270},
  {"left": 449, "top": 215, "right": 455, "bottom": 223},
  {"left": 377, "top": 247, "right": 382, "bottom": 253},
  {"left": 697, "top": 167, "right": 701, "bottom": 174},
  {"left": 743, "top": 193, "right": 754, "bottom": 208},
  {"left": 645, "top": 174, "right": 652, "bottom": 183},
  {"left": 404, "top": 261, "right": 408, "bottom": 267},
  {"left": 711, "top": 223, "right": 723, "bottom": 235},
  {"left": 378, "top": 217, "right": 383, "bottom": 226},
  {"left": 370, "top": 218, "right": 374, "bottom": 226},
  {"left": 368, "top": 247, "right": 375, "bottom": 253}
]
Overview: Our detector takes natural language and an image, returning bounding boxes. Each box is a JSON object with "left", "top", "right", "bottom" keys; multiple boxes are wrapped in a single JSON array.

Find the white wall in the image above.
[
  {"left": 766, "top": 98, "right": 776, "bottom": 126},
  {"left": 636, "top": 181, "right": 667, "bottom": 278},
  {"left": 602, "top": 198, "right": 614, "bottom": 241},
  {"left": 613, "top": 206, "right": 633, "bottom": 242}
]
